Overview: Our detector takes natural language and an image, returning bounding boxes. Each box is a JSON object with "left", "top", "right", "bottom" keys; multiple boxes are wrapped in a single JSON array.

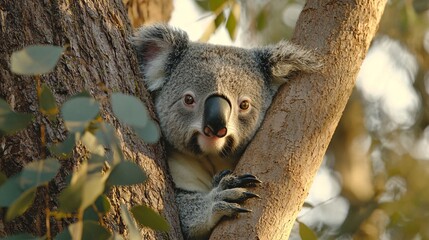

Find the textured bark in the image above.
[
  {"left": 210, "top": 0, "right": 387, "bottom": 239},
  {"left": 0, "top": 1, "right": 181, "bottom": 239}
]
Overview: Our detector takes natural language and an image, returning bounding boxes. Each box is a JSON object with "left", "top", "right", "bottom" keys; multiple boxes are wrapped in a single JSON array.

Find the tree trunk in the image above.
[
  {"left": 210, "top": 0, "right": 387, "bottom": 239},
  {"left": 0, "top": 1, "right": 182, "bottom": 239}
]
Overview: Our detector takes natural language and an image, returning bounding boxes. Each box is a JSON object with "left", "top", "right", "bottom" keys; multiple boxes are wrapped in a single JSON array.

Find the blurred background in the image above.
[{"left": 125, "top": 0, "right": 429, "bottom": 239}]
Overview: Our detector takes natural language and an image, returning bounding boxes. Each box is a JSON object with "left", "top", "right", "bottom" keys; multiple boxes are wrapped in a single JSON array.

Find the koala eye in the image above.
[
  {"left": 239, "top": 100, "right": 250, "bottom": 110},
  {"left": 184, "top": 94, "right": 195, "bottom": 105}
]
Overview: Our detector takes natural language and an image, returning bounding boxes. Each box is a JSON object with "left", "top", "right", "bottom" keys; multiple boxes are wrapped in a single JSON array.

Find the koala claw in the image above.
[
  {"left": 244, "top": 192, "right": 261, "bottom": 199},
  {"left": 236, "top": 207, "right": 252, "bottom": 213},
  {"left": 236, "top": 174, "right": 262, "bottom": 187}
]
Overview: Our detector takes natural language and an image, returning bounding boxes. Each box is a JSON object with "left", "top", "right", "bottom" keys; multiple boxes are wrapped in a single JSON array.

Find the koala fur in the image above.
[{"left": 132, "top": 24, "right": 320, "bottom": 240}]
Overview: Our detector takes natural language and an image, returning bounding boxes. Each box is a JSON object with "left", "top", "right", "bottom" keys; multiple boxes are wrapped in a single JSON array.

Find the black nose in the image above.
[{"left": 203, "top": 95, "right": 231, "bottom": 138}]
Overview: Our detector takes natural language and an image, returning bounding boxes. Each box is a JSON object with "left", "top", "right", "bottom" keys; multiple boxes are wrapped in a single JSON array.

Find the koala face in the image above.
[
  {"left": 155, "top": 43, "right": 273, "bottom": 159},
  {"left": 132, "top": 24, "right": 320, "bottom": 161}
]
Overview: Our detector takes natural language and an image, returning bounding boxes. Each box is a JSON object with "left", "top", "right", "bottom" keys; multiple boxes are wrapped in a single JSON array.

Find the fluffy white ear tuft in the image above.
[
  {"left": 132, "top": 24, "right": 189, "bottom": 91},
  {"left": 255, "top": 41, "right": 322, "bottom": 86}
]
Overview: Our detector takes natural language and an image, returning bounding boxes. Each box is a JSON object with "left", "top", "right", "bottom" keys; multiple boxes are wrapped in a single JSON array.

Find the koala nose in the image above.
[{"left": 203, "top": 95, "right": 231, "bottom": 138}]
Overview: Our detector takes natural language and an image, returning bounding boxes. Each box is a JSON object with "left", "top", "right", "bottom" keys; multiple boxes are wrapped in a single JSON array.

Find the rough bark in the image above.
[
  {"left": 0, "top": 1, "right": 181, "bottom": 239},
  {"left": 210, "top": 0, "right": 387, "bottom": 239}
]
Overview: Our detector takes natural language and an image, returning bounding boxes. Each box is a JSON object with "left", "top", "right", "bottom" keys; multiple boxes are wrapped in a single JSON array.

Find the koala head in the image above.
[{"left": 132, "top": 24, "right": 320, "bottom": 160}]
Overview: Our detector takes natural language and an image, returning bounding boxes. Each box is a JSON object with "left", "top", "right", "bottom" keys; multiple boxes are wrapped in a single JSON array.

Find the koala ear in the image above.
[
  {"left": 255, "top": 41, "right": 322, "bottom": 86},
  {"left": 132, "top": 24, "right": 189, "bottom": 91}
]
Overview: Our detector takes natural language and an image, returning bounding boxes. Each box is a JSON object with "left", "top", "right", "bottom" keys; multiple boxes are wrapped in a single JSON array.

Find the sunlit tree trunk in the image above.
[
  {"left": 0, "top": 1, "right": 182, "bottom": 239},
  {"left": 210, "top": 0, "right": 387, "bottom": 239}
]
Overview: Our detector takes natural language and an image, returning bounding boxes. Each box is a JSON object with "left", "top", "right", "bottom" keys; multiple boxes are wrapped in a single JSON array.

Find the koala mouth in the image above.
[{"left": 187, "top": 132, "right": 235, "bottom": 158}]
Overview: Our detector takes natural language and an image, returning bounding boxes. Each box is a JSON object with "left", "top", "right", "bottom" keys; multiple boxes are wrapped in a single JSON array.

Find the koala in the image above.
[{"left": 132, "top": 24, "right": 320, "bottom": 240}]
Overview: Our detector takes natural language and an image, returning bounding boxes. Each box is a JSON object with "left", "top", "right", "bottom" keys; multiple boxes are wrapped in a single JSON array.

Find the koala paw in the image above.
[{"left": 210, "top": 170, "right": 261, "bottom": 217}]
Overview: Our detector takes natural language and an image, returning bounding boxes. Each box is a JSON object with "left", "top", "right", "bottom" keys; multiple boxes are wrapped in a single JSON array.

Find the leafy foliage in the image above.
[
  {"left": 196, "top": 0, "right": 241, "bottom": 42},
  {"left": 131, "top": 205, "right": 170, "bottom": 232},
  {"left": 0, "top": 45, "right": 166, "bottom": 238},
  {"left": 10, "top": 45, "right": 63, "bottom": 75},
  {"left": 0, "top": 98, "right": 34, "bottom": 135}
]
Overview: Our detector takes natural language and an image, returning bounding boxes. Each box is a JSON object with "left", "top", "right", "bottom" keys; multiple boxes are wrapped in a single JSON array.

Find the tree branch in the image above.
[{"left": 210, "top": 0, "right": 387, "bottom": 239}]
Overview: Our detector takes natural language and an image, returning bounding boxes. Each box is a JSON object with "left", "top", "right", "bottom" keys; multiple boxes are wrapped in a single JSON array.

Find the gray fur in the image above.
[{"left": 132, "top": 24, "right": 320, "bottom": 240}]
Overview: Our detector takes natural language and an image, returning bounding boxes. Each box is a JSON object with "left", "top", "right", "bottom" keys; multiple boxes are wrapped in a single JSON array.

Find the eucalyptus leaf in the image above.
[
  {"left": 131, "top": 205, "right": 169, "bottom": 232},
  {"left": 10, "top": 45, "right": 63, "bottom": 75},
  {"left": 120, "top": 204, "right": 141, "bottom": 240},
  {"left": 214, "top": 12, "right": 226, "bottom": 28},
  {"left": 68, "top": 221, "right": 83, "bottom": 240},
  {"left": 226, "top": 6, "right": 239, "bottom": 41},
  {"left": 61, "top": 97, "right": 99, "bottom": 132},
  {"left": 303, "top": 202, "right": 314, "bottom": 209},
  {"left": 111, "top": 93, "right": 148, "bottom": 128},
  {"left": 59, "top": 172, "right": 105, "bottom": 213},
  {"left": 109, "top": 232, "right": 124, "bottom": 240},
  {"left": 208, "top": 0, "right": 226, "bottom": 11},
  {"left": 81, "top": 131, "right": 105, "bottom": 156},
  {"left": 0, "top": 233, "right": 40, "bottom": 240},
  {"left": 54, "top": 227, "right": 72, "bottom": 240},
  {"left": 0, "top": 172, "right": 7, "bottom": 186},
  {"left": 0, "top": 174, "right": 23, "bottom": 207},
  {"left": 94, "top": 194, "right": 111, "bottom": 214},
  {"left": 83, "top": 194, "right": 111, "bottom": 221},
  {"left": 81, "top": 221, "right": 111, "bottom": 240},
  {"left": 39, "top": 83, "right": 59, "bottom": 119},
  {"left": 133, "top": 119, "right": 160, "bottom": 144},
  {"left": 19, "top": 158, "right": 60, "bottom": 189},
  {"left": 299, "top": 221, "right": 318, "bottom": 240},
  {"left": 6, "top": 188, "right": 36, "bottom": 221},
  {"left": 106, "top": 161, "right": 147, "bottom": 187},
  {"left": 0, "top": 98, "right": 33, "bottom": 135},
  {"left": 49, "top": 133, "right": 76, "bottom": 158}
]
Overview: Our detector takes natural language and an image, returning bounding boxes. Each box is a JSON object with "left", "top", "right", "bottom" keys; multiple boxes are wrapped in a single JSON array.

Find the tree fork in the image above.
[{"left": 210, "top": 0, "right": 387, "bottom": 239}]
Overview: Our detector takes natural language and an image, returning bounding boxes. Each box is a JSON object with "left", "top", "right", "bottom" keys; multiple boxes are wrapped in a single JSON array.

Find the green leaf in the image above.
[
  {"left": 70, "top": 91, "right": 92, "bottom": 99},
  {"left": 56, "top": 220, "right": 110, "bottom": 240},
  {"left": 0, "top": 174, "right": 23, "bottom": 207},
  {"left": 256, "top": 9, "right": 267, "bottom": 31},
  {"left": 208, "top": 0, "right": 226, "bottom": 11},
  {"left": 131, "top": 205, "right": 169, "bottom": 232},
  {"left": 106, "top": 161, "right": 147, "bottom": 187},
  {"left": 48, "top": 134, "right": 76, "bottom": 158},
  {"left": 214, "top": 12, "right": 226, "bottom": 28},
  {"left": 303, "top": 202, "right": 314, "bottom": 208},
  {"left": 226, "top": 4, "right": 239, "bottom": 41},
  {"left": 94, "top": 122, "right": 117, "bottom": 146},
  {"left": 6, "top": 188, "right": 36, "bottom": 221},
  {"left": 10, "top": 45, "right": 63, "bottom": 75},
  {"left": 81, "top": 131, "right": 105, "bottom": 156},
  {"left": 109, "top": 232, "right": 124, "bottom": 240},
  {"left": 83, "top": 194, "right": 111, "bottom": 221},
  {"left": 94, "top": 194, "right": 111, "bottom": 214},
  {"left": 20, "top": 158, "right": 60, "bottom": 189},
  {"left": 61, "top": 97, "right": 99, "bottom": 132},
  {"left": 39, "top": 83, "right": 59, "bottom": 120},
  {"left": 1, "top": 233, "right": 40, "bottom": 240},
  {"left": 133, "top": 119, "right": 160, "bottom": 144},
  {"left": 0, "top": 172, "right": 6, "bottom": 186},
  {"left": 54, "top": 228, "right": 72, "bottom": 240},
  {"left": 80, "top": 221, "right": 111, "bottom": 240},
  {"left": 0, "top": 99, "right": 33, "bottom": 135},
  {"left": 0, "top": 98, "right": 11, "bottom": 114},
  {"left": 111, "top": 93, "right": 148, "bottom": 128},
  {"left": 298, "top": 222, "right": 317, "bottom": 240},
  {"left": 68, "top": 221, "right": 83, "bottom": 240},
  {"left": 120, "top": 204, "right": 141, "bottom": 240},
  {"left": 59, "top": 172, "right": 105, "bottom": 213}
]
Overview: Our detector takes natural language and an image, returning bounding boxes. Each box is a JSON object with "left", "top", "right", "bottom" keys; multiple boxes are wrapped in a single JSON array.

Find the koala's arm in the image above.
[{"left": 174, "top": 170, "right": 261, "bottom": 240}]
